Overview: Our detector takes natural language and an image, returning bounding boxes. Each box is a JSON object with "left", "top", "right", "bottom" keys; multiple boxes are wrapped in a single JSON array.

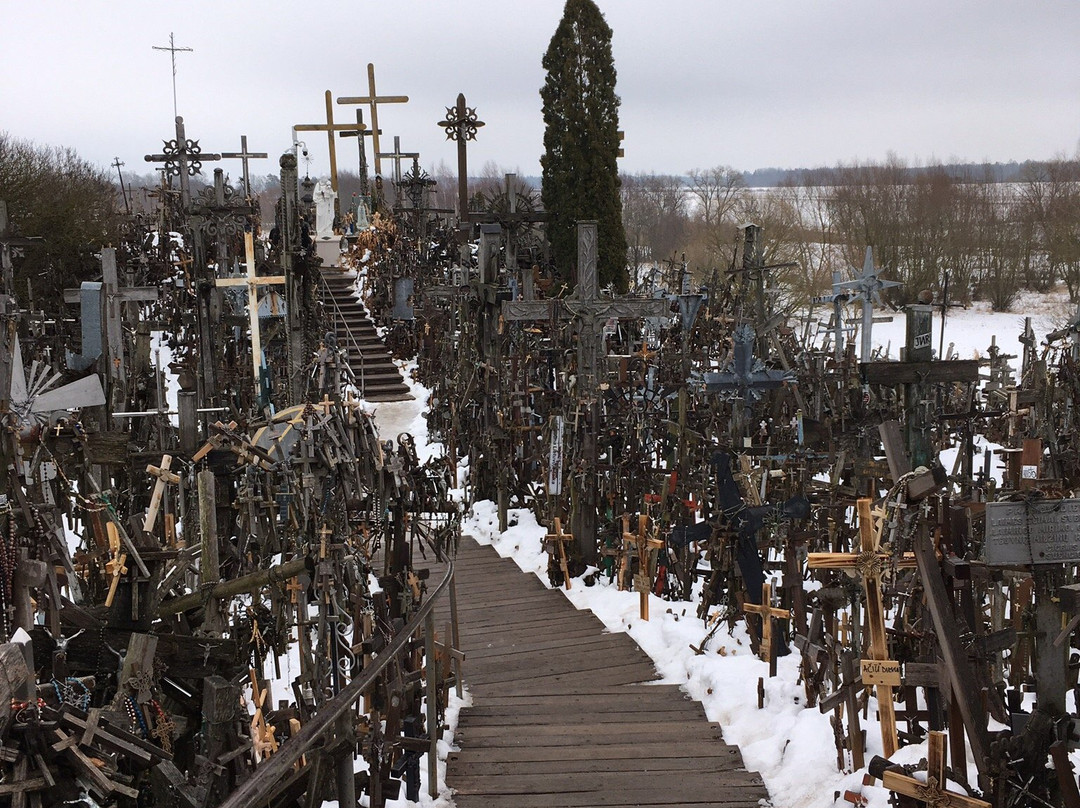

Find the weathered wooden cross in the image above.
[
  {"left": 808, "top": 498, "right": 914, "bottom": 757},
  {"left": 873, "top": 730, "right": 990, "bottom": 808},
  {"left": 620, "top": 513, "right": 663, "bottom": 620},
  {"left": 143, "top": 454, "right": 180, "bottom": 534},
  {"left": 743, "top": 581, "right": 790, "bottom": 671},
  {"left": 337, "top": 63, "right": 409, "bottom": 178},
  {"left": 437, "top": 92, "right": 484, "bottom": 225},
  {"left": 543, "top": 518, "right": 574, "bottom": 591},
  {"left": 294, "top": 90, "right": 359, "bottom": 200}
]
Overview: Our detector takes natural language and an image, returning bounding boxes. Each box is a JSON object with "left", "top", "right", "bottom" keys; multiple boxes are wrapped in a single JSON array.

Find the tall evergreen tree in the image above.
[{"left": 541, "top": 0, "right": 628, "bottom": 292}]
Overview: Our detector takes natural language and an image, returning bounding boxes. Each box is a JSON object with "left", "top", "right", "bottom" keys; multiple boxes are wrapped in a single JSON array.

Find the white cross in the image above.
[{"left": 214, "top": 233, "right": 286, "bottom": 398}]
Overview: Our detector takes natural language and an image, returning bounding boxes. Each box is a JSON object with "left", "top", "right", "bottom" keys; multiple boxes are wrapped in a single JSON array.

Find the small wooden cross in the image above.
[
  {"left": 878, "top": 731, "right": 990, "bottom": 808},
  {"left": 104, "top": 552, "right": 128, "bottom": 609},
  {"left": 544, "top": 518, "right": 574, "bottom": 591},
  {"left": 193, "top": 420, "right": 239, "bottom": 462},
  {"left": 621, "top": 514, "right": 663, "bottom": 620},
  {"left": 143, "top": 454, "right": 180, "bottom": 533},
  {"left": 743, "top": 582, "right": 790, "bottom": 668}
]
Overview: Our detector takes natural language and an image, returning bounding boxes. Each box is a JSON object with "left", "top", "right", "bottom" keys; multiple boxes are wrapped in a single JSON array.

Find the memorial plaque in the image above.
[
  {"left": 984, "top": 498, "right": 1080, "bottom": 565},
  {"left": 861, "top": 659, "right": 902, "bottom": 687}
]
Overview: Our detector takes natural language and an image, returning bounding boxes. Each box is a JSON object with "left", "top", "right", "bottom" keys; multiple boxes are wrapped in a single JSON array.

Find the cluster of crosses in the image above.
[
  {"left": 0, "top": 63, "right": 467, "bottom": 808},
  {"left": 353, "top": 106, "right": 1080, "bottom": 805}
]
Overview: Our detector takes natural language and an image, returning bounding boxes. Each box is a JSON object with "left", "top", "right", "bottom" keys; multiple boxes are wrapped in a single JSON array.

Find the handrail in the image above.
[
  {"left": 218, "top": 560, "right": 456, "bottom": 808},
  {"left": 319, "top": 271, "right": 367, "bottom": 395}
]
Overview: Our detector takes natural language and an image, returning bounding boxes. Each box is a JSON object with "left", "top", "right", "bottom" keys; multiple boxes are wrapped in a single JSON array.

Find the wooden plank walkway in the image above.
[{"left": 440, "top": 536, "right": 769, "bottom": 808}]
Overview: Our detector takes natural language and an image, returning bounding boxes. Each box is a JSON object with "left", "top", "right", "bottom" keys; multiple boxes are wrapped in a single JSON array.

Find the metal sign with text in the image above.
[{"left": 983, "top": 498, "right": 1080, "bottom": 566}]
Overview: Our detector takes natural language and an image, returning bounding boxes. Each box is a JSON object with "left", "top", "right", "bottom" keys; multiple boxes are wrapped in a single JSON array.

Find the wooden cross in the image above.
[
  {"left": 221, "top": 135, "right": 268, "bottom": 199},
  {"left": 143, "top": 454, "right": 180, "bottom": 533},
  {"left": 294, "top": 90, "right": 360, "bottom": 197},
  {"left": 808, "top": 498, "right": 912, "bottom": 757},
  {"left": 336, "top": 63, "right": 409, "bottom": 178},
  {"left": 621, "top": 514, "right": 663, "bottom": 620},
  {"left": 104, "top": 520, "right": 129, "bottom": 609},
  {"left": 214, "top": 232, "right": 286, "bottom": 401},
  {"left": 248, "top": 669, "right": 278, "bottom": 763},
  {"left": 544, "top": 518, "right": 574, "bottom": 591},
  {"left": 877, "top": 731, "right": 990, "bottom": 808},
  {"left": 742, "top": 582, "right": 790, "bottom": 669},
  {"left": 437, "top": 92, "right": 484, "bottom": 224}
]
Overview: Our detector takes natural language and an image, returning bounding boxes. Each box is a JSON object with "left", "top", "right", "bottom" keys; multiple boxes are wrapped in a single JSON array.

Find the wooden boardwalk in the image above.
[{"left": 441, "top": 537, "right": 769, "bottom": 808}]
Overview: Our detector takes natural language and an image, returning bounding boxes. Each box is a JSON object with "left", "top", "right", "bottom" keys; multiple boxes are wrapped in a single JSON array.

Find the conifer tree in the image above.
[{"left": 541, "top": 0, "right": 628, "bottom": 292}]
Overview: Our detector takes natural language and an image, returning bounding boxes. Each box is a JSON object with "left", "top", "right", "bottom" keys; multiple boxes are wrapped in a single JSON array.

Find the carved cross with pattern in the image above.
[
  {"left": 808, "top": 498, "right": 915, "bottom": 758},
  {"left": 336, "top": 63, "right": 409, "bottom": 178},
  {"left": 214, "top": 233, "right": 286, "bottom": 400},
  {"left": 144, "top": 116, "right": 221, "bottom": 210},
  {"left": 502, "top": 221, "right": 669, "bottom": 396}
]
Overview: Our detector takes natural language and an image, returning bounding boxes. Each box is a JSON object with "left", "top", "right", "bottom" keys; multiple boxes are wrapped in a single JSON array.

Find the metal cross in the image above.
[
  {"left": 144, "top": 116, "right": 221, "bottom": 210},
  {"left": 833, "top": 247, "right": 902, "bottom": 362},
  {"left": 437, "top": 93, "right": 484, "bottom": 224},
  {"left": 152, "top": 32, "right": 193, "bottom": 119},
  {"left": 221, "top": 135, "right": 268, "bottom": 199}
]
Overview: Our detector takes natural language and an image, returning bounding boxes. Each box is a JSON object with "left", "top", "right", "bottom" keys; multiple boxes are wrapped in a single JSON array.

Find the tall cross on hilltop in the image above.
[
  {"left": 152, "top": 32, "right": 194, "bottom": 119},
  {"left": 337, "top": 64, "right": 409, "bottom": 178}
]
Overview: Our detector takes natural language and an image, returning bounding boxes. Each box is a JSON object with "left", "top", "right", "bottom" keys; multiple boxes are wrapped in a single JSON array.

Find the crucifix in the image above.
[
  {"left": 144, "top": 116, "right": 221, "bottom": 210},
  {"left": 336, "top": 63, "right": 409, "bottom": 178},
  {"left": 808, "top": 499, "right": 913, "bottom": 757},
  {"left": 221, "top": 135, "right": 268, "bottom": 199},
  {"left": 152, "top": 32, "right": 193, "bottom": 119},
  {"left": 294, "top": 90, "right": 359, "bottom": 202},
  {"left": 437, "top": 93, "right": 484, "bottom": 226},
  {"left": 214, "top": 233, "right": 286, "bottom": 403}
]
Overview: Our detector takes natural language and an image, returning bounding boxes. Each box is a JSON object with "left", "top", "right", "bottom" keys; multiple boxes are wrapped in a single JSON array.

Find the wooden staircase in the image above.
[{"left": 319, "top": 269, "right": 413, "bottom": 402}]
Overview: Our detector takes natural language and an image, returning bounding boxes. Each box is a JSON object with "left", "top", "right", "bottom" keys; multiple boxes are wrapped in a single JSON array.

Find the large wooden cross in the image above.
[
  {"left": 294, "top": 90, "right": 360, "bottom": 198},
  {"left": 808, "top": 498, "right": 914, "bottom": 758},
  {"left": 336, "top": 63, "right": 409, "bottom": 178},
  {"left": 437, "top": 92, "right": 484, "bottom": 225},
  {"left": 143, "top": 454, "right": 180, "bottom": 534},
  {"left": 214, "top": 233, "right": 286, "bottom": 401}
]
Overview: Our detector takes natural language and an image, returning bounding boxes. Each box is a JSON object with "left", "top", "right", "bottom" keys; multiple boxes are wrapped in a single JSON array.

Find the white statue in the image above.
[{"left": 313, "top": 179, "right": 337, "bottom": 239}]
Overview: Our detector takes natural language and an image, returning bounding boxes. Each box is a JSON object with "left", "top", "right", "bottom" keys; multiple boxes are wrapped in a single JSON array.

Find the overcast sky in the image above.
[{"left": 3, "top": 1, "right": 1079, "bottom": 187}]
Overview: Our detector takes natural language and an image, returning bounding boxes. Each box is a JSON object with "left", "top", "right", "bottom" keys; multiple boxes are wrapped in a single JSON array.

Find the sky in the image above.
[{"left": 3, "top": 0, "right": 1079, "bottom": 187}]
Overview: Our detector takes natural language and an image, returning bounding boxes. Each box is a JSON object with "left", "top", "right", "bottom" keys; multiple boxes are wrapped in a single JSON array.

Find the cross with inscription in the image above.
[
  {"left": 144, "top": 116, "right": 221, "bottom": 210},
  {"left": 336, "top": 63, "right": 409, "bottom": 178},
  {"left": 808, "top": 498, "right": 915, "bottom": 757},
  {"left": 221, "top": 135, "right": 268, "bottom": 199}
]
